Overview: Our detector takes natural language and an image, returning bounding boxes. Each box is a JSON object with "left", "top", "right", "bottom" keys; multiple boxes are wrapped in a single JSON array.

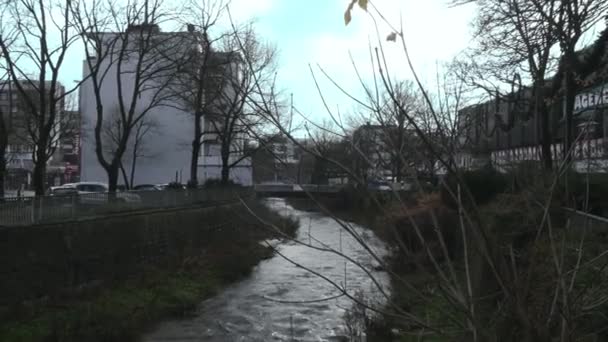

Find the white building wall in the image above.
[
  {"left": 80, "top": 32, "right": 195, "bottom": 186},
  {"left": 80, "top": 29, "right": 255, "bottom": 186}
]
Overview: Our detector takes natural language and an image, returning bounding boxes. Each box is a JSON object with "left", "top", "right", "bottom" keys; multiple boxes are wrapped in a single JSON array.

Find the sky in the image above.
[
  {"left": 228, "top": 0, "right": 477, "bottom": 130},
  {"left": 20, "top": 0, "right": 608, "bottom": 135},
  {"left": 53, "top": 0, "right": 477, "bottom": 134}
]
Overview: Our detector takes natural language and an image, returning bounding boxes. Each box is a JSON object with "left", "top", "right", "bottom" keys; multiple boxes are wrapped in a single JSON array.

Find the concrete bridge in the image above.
[{"left": 253, "top": 184, "right": 342, "bottom": 198}]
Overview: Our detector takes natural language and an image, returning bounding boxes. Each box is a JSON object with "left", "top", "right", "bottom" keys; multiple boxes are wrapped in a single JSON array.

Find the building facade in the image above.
[
  {"left": 0, "top": 81, "right": 65, "bottom": 190},
  {"left": 197, "top": 52, "right": 252, "bottom": 185},
  {"left": 252, "top": 135, "right": 300, "bottom": 184},
  {"left": 79, "top": 23, "right": 252, "bottom": 186},
  {"left": 457, "top": 28, "right": 608, "bottom": 173}
]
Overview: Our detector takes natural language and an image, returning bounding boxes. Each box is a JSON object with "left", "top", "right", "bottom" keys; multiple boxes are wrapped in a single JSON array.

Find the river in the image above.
[{"left": 144, "top": 198, "right": 390, "bottom": 342}]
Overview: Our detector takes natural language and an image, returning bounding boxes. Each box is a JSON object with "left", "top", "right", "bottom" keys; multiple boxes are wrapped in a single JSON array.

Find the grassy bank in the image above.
[
  {"left": 305, "top": 185, "right": 608, "bottom": 341},
  {"left": 0, "top": 199, "right": 298, "bottom": 342},
  {"left": 287, "top": 193, "right": 451, "bottom": 340}
]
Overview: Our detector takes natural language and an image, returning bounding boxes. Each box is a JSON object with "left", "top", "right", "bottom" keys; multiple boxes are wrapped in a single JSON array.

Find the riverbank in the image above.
[
  {"left": 0, "top": 199, "right": 298, "bottom": 342},
  {"left": 286, "top": 194, "right": 458, "bottom": 340},
  {"left": 289, "top": 183, "right": 608, "bottom": 341},
  {"left": 143, "top": 197, "right": 390, "bottom": 341}
]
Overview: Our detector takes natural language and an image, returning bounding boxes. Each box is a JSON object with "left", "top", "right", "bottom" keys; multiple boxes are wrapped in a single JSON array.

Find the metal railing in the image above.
[{"left": 0, "top": 188, "right": 252, "bottom": 227}]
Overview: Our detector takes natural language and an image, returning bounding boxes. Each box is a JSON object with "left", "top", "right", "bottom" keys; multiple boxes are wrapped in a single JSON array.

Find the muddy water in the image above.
[{"left": 144, "top": 198, "right": 390, "bottom": 341}]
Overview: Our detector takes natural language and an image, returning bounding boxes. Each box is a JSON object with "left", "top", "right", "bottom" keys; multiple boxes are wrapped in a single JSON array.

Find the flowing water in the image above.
[{"left": 144, "top": 198, "right": 390, "bottom": 342}]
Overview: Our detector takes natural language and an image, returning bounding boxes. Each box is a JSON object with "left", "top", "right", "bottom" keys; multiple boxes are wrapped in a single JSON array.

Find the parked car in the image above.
[
  {"left": 48, "top": 186, "right": 78, "bottom": 196},
  {"left": 53, "top": 182, "right": 141, "bottom": 204},
  {"left": 158, "top": 183, "right": 187, "bottom": 190},
  {"left": 133, "top": 184, "right": 163, "bottom": 191},
  {"left": 367, "top": 180, "right": 392, "bottom": 191}
]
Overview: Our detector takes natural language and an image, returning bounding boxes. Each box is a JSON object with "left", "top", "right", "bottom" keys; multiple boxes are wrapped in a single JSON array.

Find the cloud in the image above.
[
  {"left": 228, "top": 0, "right": 276, "bottom": 22},
  {"left": 293, "top": 1, "right": 476, "bottom": 91}
]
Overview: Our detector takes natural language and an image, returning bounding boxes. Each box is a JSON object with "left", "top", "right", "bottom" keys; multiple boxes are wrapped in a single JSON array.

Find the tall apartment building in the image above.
[
  {"left": 0, "top": 81, "right": 65, "bottom": 189},
  {"left": 79, "top": 23, "right": 252, "bottom": 186}
]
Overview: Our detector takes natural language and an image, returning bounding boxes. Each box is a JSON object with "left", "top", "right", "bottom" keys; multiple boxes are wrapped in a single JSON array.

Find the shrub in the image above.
[
  {"left": 203, "top": 178, "right": 242, "bottom": 188},
  {"left": 441, "top": 166, "right": 509, "bottom": 209},
  {"left": 166, "top": 182, "right": 185, "bottom": 190},
  {"left": 556, "top": 172, "right": 608, "bottom": 215}
]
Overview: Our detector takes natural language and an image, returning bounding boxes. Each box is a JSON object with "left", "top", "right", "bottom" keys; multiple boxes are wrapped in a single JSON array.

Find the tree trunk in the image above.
[
  {"left": 563, "top": 50, "right": 576, "bottom": 162},
  {"left": 190, "top": 114, "right": 201, "bottom": 187},
  {"left": 129, "top": 140, "right": 139, "bottom": 188},
  {"left": 32, "top": 146, "right": 47, "bottom": 196},
  {"left": 220, "top": 142, "right": 230, "bottom": 185},
  {"left": 540, "top": 105, "right": 553, "bottom": 170},
  {"left": 107, "top": 163, "right": 120, "bottom": 193},
  {"left": 395, "top": 152, "right": 402, "bottom": 182},
  {"left": 0, "top": 155, "right": 5, "bottom": 200},
  {"left": 119, "top": 161, "right": 130, "bottom": 189},
  {"left": 129, "top": 157, "right": 137, "bottom": 189},
  {"left": 220, "top": 163, "right": 229, "bottom": 184},
  {"left": 396, "top": 111, "right": 405, "bottom": 182},
  {"left": 537, "top": 82, "right": 553, "bottom": 171}
]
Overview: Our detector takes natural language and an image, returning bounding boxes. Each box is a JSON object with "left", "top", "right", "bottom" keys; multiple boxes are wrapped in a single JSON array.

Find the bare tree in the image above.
[
  {"left": 170, "top": 0, "right": 232, "bottom": 187},
  {"left": 102, "top": 109, "right": 158, "bottom": 189},
  {"left": 457, "top": 0, "right": 559, "bottom": 170},
  {"left": 127, "top": 117, "right": 159, "bottom": 188},
  {"left": 0, "top": 0, "right": 82, "bottom": 195},
  {"left": 368, "top": 81, "right": 427, "bottom": 182},
  {"left": 230, "top": 2, "right": 608, "bottom": 341},
  {"left": 204, "top": 24, "right": 278, "bottom": 185},
  {"left": 529, "top": 0, "right": 608, "bottom": 161},
  {"left": 72, "top": 0, "right": 189, "bottom": 192}
]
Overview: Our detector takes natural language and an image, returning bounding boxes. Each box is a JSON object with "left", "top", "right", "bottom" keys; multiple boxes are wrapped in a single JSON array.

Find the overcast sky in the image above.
[
  {"left": 54, "top": 0, "right": 476, "bottom": 132},
  {"left": 230, "top": 0, "right": 477, "bottom": 129},
  {"left": 52, "top": 0, "right": 604, "bottom": 134}
]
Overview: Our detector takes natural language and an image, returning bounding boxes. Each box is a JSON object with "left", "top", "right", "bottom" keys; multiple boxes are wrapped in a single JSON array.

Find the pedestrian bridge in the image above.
[{"left": 253, "top": 184, "right": 342, "bottom": 198}]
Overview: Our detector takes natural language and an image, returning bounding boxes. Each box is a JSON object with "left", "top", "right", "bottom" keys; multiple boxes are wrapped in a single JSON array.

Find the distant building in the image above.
[
  {"left": 352, "top": 124, "right": 394, "bottom": 181},
  {"left": 0, "top": 80, "right": 65, "bottom": 189},
  {"left": 457, "top": 27, "right": 608, "bottom": 172},
  {"left": 198, "top": 52, "right": 252, "bottom": 185},
  {"left": 61, "top": 110, "right": 80, "bottom": 183},
  {"left": 352, "top": 122, "right": 440, "bottom": 182},
  {"left": 252, "top": 135, "right": 299, "bottom": 184}
]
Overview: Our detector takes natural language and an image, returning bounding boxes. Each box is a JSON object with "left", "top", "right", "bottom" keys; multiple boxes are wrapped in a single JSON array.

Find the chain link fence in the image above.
[{"left": 0, "top": 188, "right": 252, "bottom": 227}]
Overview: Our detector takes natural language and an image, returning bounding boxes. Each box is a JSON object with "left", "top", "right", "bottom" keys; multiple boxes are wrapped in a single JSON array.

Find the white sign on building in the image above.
[{"left": 574, "top": 83, "right": 608, "bottom": 114}]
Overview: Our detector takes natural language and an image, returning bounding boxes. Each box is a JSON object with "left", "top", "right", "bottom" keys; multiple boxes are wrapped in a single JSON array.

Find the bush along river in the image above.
[{"left": 144, "top": 198, "right": 391, "bottom": 341}]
